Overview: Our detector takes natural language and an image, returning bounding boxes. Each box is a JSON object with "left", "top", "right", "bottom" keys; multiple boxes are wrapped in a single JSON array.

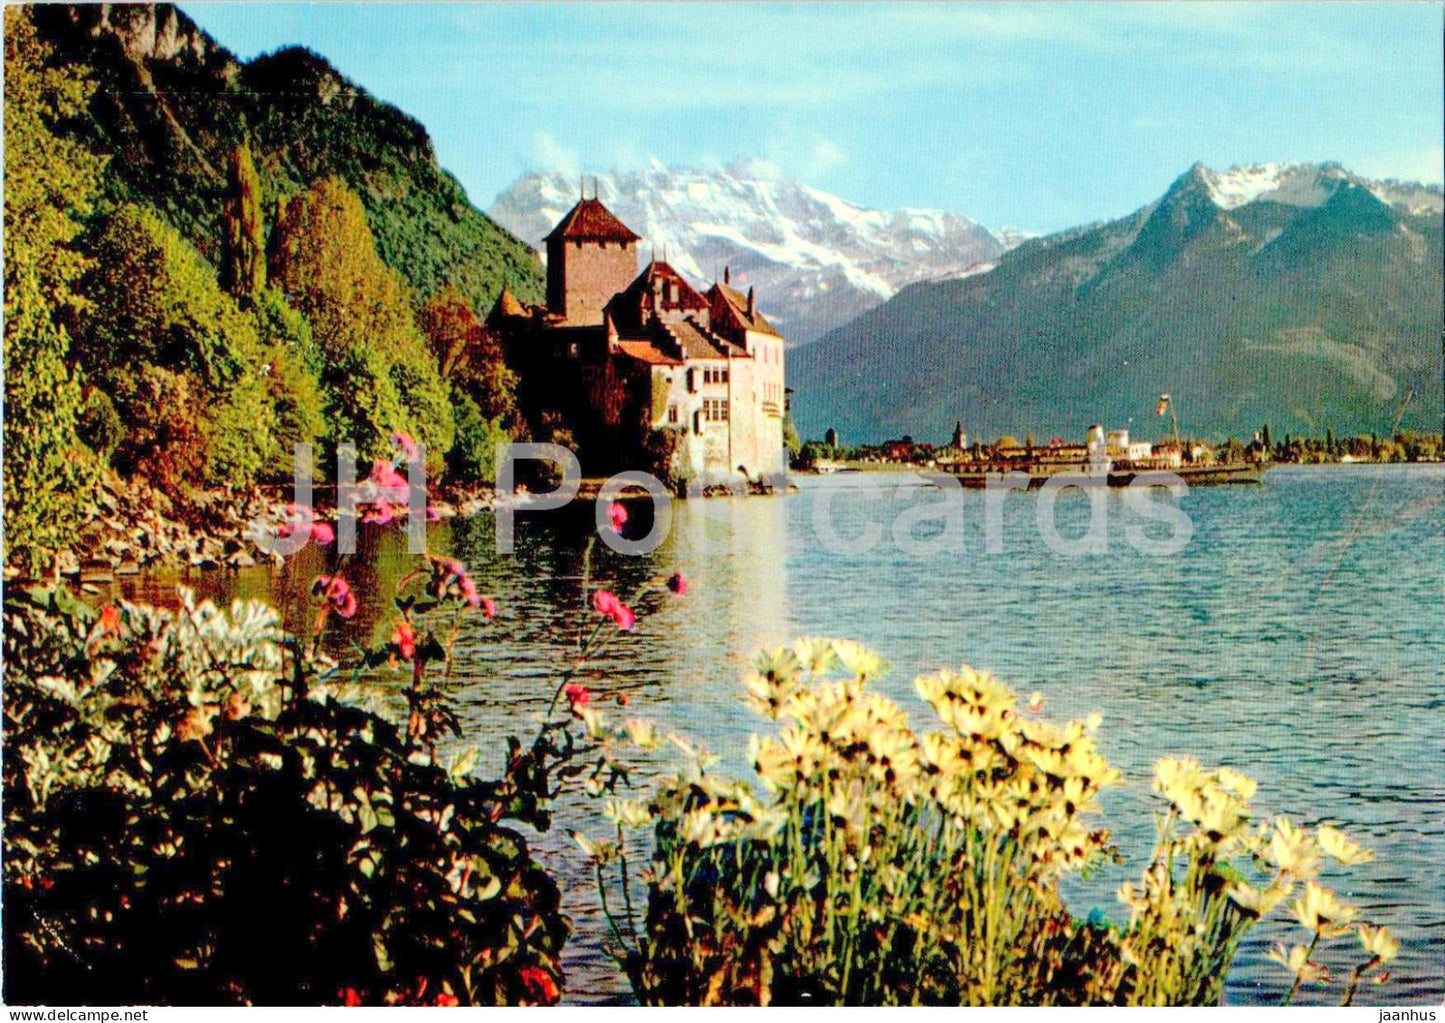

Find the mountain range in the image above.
[
  {"left": 29, "top": 3, "right": 544, "bottom": 313},
  {"left": 489, "top": 159, "right": 1024, "bottom": 344},
  {"left": 789, "top": 162, "right": 1443, "bottom": 444}
]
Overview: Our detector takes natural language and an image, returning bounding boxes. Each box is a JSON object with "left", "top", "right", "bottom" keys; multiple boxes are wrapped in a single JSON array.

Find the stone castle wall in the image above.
[{"left": 547, "top": 239, "right": 637, "bottom": 325}]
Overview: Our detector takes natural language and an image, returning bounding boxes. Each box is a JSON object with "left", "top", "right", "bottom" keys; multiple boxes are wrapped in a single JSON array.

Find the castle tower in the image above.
[{"left": 543, "top": 197, "right": 640, "bottom": 325}]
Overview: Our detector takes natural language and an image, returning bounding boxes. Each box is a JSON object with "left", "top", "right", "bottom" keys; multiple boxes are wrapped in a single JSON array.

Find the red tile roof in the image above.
[
  {"left": 615, "top": 338, "right": 682, "bottom": 366},
  {"left": 709, "top": 281, "right": 780, "bottom": 336},
  {"left": 543, "top": 198, "right": 641, "bottom": 244}
]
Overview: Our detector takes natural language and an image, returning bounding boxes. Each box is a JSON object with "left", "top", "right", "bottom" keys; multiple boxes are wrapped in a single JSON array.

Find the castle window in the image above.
[
  {"left": 668, "top": 404, "right": 679, "bottom": 424},
  {"left": 721, "top": 368, "right": 730, "bottom": 384}
]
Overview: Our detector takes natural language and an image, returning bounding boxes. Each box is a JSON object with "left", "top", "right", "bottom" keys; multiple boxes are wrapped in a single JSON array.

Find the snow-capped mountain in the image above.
[
  {"left": 489, "top": 157, "right": 1025, "bottom": 343},
  {"left": 1195, "top": 161, "right": 1443, "bottom": 215},
  {"left": 791, "top": 160, "right": 1443, "bottom": 446}
]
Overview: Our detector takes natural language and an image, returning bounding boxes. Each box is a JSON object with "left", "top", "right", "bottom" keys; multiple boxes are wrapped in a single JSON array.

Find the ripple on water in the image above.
[{"left": 113, "top": 465, "right": 1444, "bottom": 1005}]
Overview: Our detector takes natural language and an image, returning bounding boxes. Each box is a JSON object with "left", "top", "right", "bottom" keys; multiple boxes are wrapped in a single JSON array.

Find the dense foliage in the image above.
[
  {"left": 269, "top": 176, "right": 455, "bottom": 470},
  {"left": 80, "top": 204, "right": 285, "bottom": 488},
  {"left": 583, "top": 639, "right": 1397, "bottom": 1005},
  {"left": 3, "top": 573, "right": 570, "bottom": 1005},
  {"left": 2, "top": 10, "right": 104, "bottom": 567}
]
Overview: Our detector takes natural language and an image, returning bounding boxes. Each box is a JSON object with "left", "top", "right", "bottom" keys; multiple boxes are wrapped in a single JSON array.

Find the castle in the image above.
[{"left": 487, "top": 195, "right": 787, "bottom": 487}]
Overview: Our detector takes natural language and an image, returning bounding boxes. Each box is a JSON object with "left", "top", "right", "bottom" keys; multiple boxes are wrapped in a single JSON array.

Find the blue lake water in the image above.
[{"left": 119, "top": 464, "right": 1445, "bottom": 1005}]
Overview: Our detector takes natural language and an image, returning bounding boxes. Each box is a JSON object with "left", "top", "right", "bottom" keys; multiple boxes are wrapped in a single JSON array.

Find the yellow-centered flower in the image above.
[
  {"left": 1317, "top": 824, "right": 1374, "bottom": 866},
  {"left": 1290, "top": 880, "right": 1359, "bottom": 935},
  {"left": 1356, "top": 924, "right": 1400, "bottom": 964}
]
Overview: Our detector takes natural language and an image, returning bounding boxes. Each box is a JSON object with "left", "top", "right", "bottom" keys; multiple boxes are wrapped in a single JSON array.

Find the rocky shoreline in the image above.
[
  {"left": 4, "top": 471, "right": 501, "bottom": 585},
  {"left": 6, "top": 471, "right": 794, "bottom": 586}
]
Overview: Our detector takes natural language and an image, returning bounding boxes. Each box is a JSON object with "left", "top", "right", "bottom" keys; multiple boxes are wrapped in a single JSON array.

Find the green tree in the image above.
[
  {"left": 82, "top": 205, "right": 265, "bottom": 389},
  {"left": 449, "top": 391, "right": 512, "bottom": 483},
  {"left": 80, "top": 205, "right": 279, "bottom": 487},
  {"left": 783, "top": 412, "right": 802, "bottom": 461},
  {"left": 270, "top": 178, "right": 453, "bottom": 469},
  {"left": 419, "top": 287, "right": 520, "bottom": 432},
  {"left": 221, "top": 144, "right": 266, "bottom": 302},
  {"left": 252, "top": 287, "right": 326, "bottom": 472},
  {"left": 2, "top": 9, "right": 105, "bottom": 568}
]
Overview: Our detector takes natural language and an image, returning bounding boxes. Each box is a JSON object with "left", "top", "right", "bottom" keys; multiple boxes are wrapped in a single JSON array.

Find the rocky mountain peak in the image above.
[{"left": 47, "top": 3, "right": 237, "bottom": 76}]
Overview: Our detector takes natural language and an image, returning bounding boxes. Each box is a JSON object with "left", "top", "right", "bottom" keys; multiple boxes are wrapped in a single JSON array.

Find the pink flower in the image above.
[
  {"left": 425, "top": 504, "right": 441, "bottom": 521},
  {"left": 390, "top": 619, "right": 417, "bottom": 661},
  {"left": 611, "top": 603, "right": 635, "bottom": 631},
  {"left": 313, "top": 574, "right": 358, "bottom": 618},
  {"left": 564, "top": 683, "right": 590, "bottom": 708},
  {"left": 391, "top": 430, "right": 420, "bottom": 463},
  {"left": 592, "top": 589, "right": 620, "bottom": 616},
  {"left": 440, "top": 559, "right": 465, "bottom": 580},
  {"left": 480, "top": 596, "right": 497, "bottom": 620},
  {"left": 310, "top": 521, "right": 335, "bottom": 545},
  {"left": 370, "top": 459, "right": 409, "bottom": 495},
  {"left": 666, "top": 572, "right": 686, "bottom": 595},
  {"left": 364, "top": 501, "right": 395, "bottom": 526},
  {"left": 608, "top": 501, "right": 628, "bottom": 532},
  {"left": 459, "top": 575, "right": 482, "bottom": 608}
]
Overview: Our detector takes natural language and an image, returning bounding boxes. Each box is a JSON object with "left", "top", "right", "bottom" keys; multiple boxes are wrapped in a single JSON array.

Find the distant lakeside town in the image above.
[{"left": 794, "top": 423, "right": 1445, "bottom": 473}]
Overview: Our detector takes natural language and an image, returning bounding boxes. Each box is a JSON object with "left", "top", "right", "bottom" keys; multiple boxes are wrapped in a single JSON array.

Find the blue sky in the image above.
[{"left": 181, "top": 2, "right": 1442, "bottom": 233}]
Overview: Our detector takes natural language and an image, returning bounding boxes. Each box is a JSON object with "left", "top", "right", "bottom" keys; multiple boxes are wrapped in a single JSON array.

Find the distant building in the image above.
[{"left": 489, "top": 196, "right": 787, "bottom": 484}]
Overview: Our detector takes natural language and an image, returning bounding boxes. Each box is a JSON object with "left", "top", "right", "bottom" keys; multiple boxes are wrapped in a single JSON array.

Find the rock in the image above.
[
  {"left": 225, "top": 550, "right": 256, "bottom": 569},
  {"left": 80, "top": 559, "right": 114, "bottom": 583}
]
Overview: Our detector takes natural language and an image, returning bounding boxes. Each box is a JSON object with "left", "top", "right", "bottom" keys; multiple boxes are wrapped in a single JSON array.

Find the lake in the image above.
[{"left": 116, "top": 464, "right": 1445, "bottom": 1005}]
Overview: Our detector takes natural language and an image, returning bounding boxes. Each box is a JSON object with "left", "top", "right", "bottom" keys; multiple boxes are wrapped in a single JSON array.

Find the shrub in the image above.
[
  {"left": 584, "top": 639, "right": 1396, "bottom": 1006},
  {"left": 3, "top": 571, "right": 568, "bottom": 1005},
  {"left": 450, "top": 390, "right": 513, "bottom": 484},
  {"left": 108, "top": 365, "right": 210, "bottom": 495},
  {"left": 643, "top": 427, "right": 689, "bottom": 493}
]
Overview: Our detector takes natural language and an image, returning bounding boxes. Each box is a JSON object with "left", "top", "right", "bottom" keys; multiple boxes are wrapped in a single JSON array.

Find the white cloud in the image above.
[
  {"left": 529, "top": 132, "right": 580, "bottom": 178},
  {"left": 762, "top": 130, "right": 847, "bottom": 184}
]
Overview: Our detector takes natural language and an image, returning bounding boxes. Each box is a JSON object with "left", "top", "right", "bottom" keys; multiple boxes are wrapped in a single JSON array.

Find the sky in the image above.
[{"left": 180, "top": 2, "right": 1443, "bottom": 234}]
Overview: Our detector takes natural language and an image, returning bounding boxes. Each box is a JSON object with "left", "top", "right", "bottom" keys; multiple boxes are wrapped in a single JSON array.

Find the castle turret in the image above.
[{"left": 543, "top": 197, "right": 640, "bottom": 325}]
